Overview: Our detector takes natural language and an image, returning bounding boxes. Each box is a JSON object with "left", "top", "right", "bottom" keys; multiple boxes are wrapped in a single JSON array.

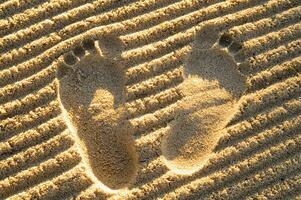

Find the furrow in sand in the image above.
[
  {"left": 135, "top": 126, "right": 167, "bottom": 161},
  {"left": 1, "top": 0, "right": 294, "bottom": 87},
  {"left": 246, "top": 56, "right": 301, "bottom": 92},
  {"left": 223, "top": 5, "right": 301, "bottom": 42},
  {"left": 219, "top": 97, "right": 301, "bottom": 148},
  {"left": 0, "top": 64, "right": 56, "bottom": 104},
  {"left": 206, "top": 154, "right": 301, "bottom": 200},
  {"left": 231, "top": 74, "right": 301, "bottom": 124},
  {"left": 121, "top": 0, "right": 256, "bottom": 50},
  {"left": 122, "top": 0, "right": 298, "bottom": 50},
  {"left": 0, "top": 116, "right": 65, "bottom": 160},
  {"left": 0, "top": 147, "right": 81, "bottom": 199},
  {"left": 129, "top": 101, "right": 179, "bottom": 135},
  {"left": 238, "top": 22, "right": 301, "bottom": 59},
  {"left": 154, "top": 134, "right": 301, "bottom": 200},
  {"left": 209, "top": 114, "right": 301, "bottom": 178},
  {"left": 0, "top": 131, "right": 73, "bottom": 180},
  {"left": 0, "top": 0, "right": 49, "bottom": 19},
  {"left": 0, "top": 0, "right": 92, "bottom": 37},
  {"left": 0, "top": 57, "right": 54, "bottom": 88},
  {"left": 135, "top": 157, "right": 167, "bottom": 187},
  {"left": 0, "top": 100, "right": 60, "bottom": 142},
  {"left": 125, "top": 45, "right": 190, "bottom": 85},
  {"left": 240, "top": 39, "right": 301, "bottom": 75},
  {"left": 0, "top": 0, "right": 205, "bottom": 55},
  {"left": 126, "top": 67, "right": 183, "bottom": 102},
  {"left": 0, "top": 0, "right": 286, "bottom": 73},
  {"left": 0, "top": 0, "right": 183, "bottom": 70},
  {"left": 8, "top": 165, "right": 92, "bottom": 200},
  {"left": 0, "top": 0, "right": 178, "bottom": 56},
  {"left": 246, "top": 173, "right": 301, "bottom": 200},
  {"left": 0, "top": 81, "right": 56, "bottom": 120},
  {"left": 134, "top": 127, "right": 171, "bottom": 186},
  {"left": 121, "top": 0, "right": 299, "bottom": 68},
  {"left": 0, "top": 0, "right": 188, "bottom": 85},
  {"left": 125, "top": 86, "right": 182, "bottom": 119}
]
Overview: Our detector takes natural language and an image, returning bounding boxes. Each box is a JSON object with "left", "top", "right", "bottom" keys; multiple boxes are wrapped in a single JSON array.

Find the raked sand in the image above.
[{"left": 0, "top": 0, "right": 300, "bottom": 199}]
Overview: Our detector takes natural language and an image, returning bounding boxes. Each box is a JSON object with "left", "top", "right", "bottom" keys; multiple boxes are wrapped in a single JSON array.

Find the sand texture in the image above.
[{"left": 0, "top": 0, "right": 300, "bottom": 199}]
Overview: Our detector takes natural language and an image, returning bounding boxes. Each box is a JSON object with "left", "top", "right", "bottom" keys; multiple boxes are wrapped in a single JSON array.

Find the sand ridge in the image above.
[{"left": 0, "top": 0, "right": 300, "bottom": 199}]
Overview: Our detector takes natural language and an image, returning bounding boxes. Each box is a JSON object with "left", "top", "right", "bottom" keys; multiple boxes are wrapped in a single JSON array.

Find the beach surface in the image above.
[{"left": 0, "top": 0, "right": 300, "bottom": 199}]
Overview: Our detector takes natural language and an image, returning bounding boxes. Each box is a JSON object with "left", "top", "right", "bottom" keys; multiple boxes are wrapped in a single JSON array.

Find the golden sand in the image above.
[{"left": 0, "top": 0, "right": 300, "bottom": 199}]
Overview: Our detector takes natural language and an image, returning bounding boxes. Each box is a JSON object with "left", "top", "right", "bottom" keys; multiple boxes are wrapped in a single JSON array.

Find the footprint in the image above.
[
  {"left": 56, "top": 37, "right": 138, "bottom": 190},
  {"left": 161, "top": 24, "right": 247, "bottom": 174}
]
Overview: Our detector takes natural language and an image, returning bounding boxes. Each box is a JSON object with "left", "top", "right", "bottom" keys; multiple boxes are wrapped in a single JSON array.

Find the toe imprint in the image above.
[
  {"left": 161, "top": 24, "right": 247, "bottom": 174},
  {"left": 56, "top": 36, "right": 138, "bottom": 190}
]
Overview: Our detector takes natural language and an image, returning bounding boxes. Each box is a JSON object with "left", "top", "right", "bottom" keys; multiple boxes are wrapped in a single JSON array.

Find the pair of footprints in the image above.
[{"left": 56, "top": 26, "right": 247, "bottom": 191}]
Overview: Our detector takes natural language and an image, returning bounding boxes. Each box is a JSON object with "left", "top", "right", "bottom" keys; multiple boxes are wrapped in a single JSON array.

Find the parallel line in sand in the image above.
[
  {"left": 135, "top": 157, "right": 167, "bottom": 187},
  {"left": 0, "top": 58, "right": 54, "bottom": 88},
  {"left": 129, "top": 101, "right": 178, "bottom": 135},
  {"left": 122, "top": 0, "right": 299, "bottom": 51},
  {"left": 0, "top": 0, "right": 108, "bottom": 37},
  {"left": 72, "top": 184, "right": 113, "bottom": 200},
  {"left": 154, "top": 134, "right": 301, "bottom": 200},
  {"left": 0, "top": 0, "right": 196, "bottom": 88},
  {"left": 135, "top": 127, "right": 165, "bottom": 161},
  {"left": 246, "top": 173, "right": 301, "bottom": 200},
  {"left": 0, "top": 0, "right": 167, "bottom": 86},
  {"left": 0, "top": 0, "right": 203, "bottom": 54},
  {"left": 0, "top": 147, "right": 81, "bottom": 199},
  {"left": 0, "top": 131, "right": 73, "bottom": 180},
  {"left": 0, "top": 116, "right": 65, "bottom": 160},
  {"left": 9, "top": 165, "right": 92, "bottom": 200},
  {"left": 125, "top": 86, "right": 182, "bottom": 119},
  {"left": 0, "top": 0, "right": 292, "bottom": 95},
  {"left": 224, "top": 5, "right": 301, "bottom": 42},
  {"left": 205, "top": 154, "right": 301, "bottom": 200},
  {"left": 125, "top": 45, "right": 190, "bottom": 85},
  {"left": 0, "top": 64, "right": 56, "bottom": 104},
  {"left": 231, "top": 74, "right": 301, "bottom": 124},
  {"left": 220, "top": 96, "right": 301, "bottom": 148},
  {"left": 239, "top": 22, "right": 301, "bottom": 59},
  {"left": 120, "top": 0, "right": 258, "bottom": 50},
  {"left": 0, "top": 0, "right": 282, "bottom": 83},
  {"left": 126, "top": 67, "right": 183, "bottom": 102},
  {"left": 0, "top": 100, "right": 60, "bottom": 142},
  {"left": 0, "top": 81, "right": 56, "bottom": 120},
  {"left": 246, "top": 56, "right": 301, "bottom": 92},
  {"left": 240, "top": 39, "right": 301, "bottom": 75},
  {"left": 0, "top": 0, "right": 49, "bottom": 19},
  {"left": 0, "top": 0, "right": 188, "bottom": 69},
  {"left": 121, "top": 0, "right": 294, "bottom": 67},
  {"left": 208, "top": 114, "right": 301, "bottom": 182}
]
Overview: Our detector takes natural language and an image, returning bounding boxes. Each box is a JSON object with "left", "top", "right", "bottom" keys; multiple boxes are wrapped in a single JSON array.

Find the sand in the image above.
[{"left": 0, "top": 0, "right": 300, "bottom": 199}]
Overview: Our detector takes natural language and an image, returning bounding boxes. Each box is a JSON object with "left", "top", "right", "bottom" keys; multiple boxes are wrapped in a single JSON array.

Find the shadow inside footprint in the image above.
[
  {"left": 161, "top": 24, "right": 247, "bottom": 174},
  {"left": 56, "top": 36, "right": 138, "bottom": 190}
]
